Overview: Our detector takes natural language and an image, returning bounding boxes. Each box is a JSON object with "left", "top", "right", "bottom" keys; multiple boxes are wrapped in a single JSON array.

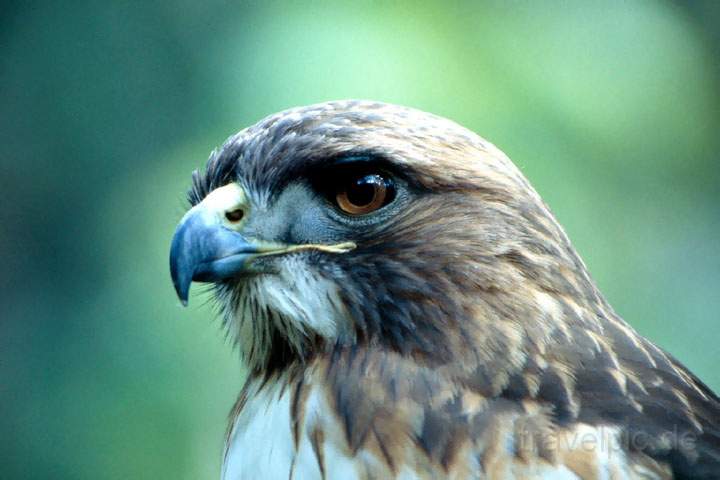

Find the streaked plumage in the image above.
[{"left": 170, "top": 100, "right": 720, "bottom": 479}]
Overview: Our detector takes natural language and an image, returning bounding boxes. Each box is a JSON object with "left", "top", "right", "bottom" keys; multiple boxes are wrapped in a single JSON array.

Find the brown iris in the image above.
[{"left": 336, "top": 174, "right": 391, "bottom": 215}]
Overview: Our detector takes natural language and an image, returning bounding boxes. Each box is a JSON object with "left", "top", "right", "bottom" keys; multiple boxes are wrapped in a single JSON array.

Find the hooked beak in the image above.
[
  {"left": 169, "top": 183, "right": 256, "bottom": 306},
  {"left": 169, "top": 206, "right": 258, "bottom": 306},
  {"left": 169, "top": 183, "right": 355, "bottom": 306}
]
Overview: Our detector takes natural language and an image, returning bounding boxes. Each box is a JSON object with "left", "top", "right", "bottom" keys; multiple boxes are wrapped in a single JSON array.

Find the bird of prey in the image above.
[{"left": 169, "top": 100, "right": 719, "bottom": 479}]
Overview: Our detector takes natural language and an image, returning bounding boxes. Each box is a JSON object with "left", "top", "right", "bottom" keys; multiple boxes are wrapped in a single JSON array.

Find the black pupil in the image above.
[{"left": 346, "top": 175, "right": 381, "bottom": 206}]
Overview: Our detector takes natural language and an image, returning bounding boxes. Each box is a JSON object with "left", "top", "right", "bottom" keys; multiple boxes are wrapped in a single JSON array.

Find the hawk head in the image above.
[
  {"left": 170, "top": 100, "right": 597, "bottom": 378},
  {"left": 170, "top": 101, "right": 720, "bottom": 478}
]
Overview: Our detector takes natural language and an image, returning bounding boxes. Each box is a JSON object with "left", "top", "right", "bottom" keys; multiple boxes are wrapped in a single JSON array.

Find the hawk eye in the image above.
[{"left": 335, "top": 173, "right": 395, "bottom": 215}]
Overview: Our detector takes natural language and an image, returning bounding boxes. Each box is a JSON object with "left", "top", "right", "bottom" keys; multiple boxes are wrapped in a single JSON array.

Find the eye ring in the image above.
[{"left": 335, "top": 174, "right": 393, "bottom": 215}]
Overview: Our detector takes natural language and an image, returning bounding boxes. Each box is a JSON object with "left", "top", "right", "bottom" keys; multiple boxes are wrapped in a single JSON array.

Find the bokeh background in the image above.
[{"left": 2, "top": 1, "right": 719, "bottom": 478}]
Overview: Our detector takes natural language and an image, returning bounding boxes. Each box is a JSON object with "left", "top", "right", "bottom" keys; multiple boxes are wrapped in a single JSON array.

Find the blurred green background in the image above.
[{"left": 2, "top": 1, "right": 719, "bottom": 478}]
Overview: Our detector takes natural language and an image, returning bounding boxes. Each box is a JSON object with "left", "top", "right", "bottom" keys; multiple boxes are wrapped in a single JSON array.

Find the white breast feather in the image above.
[
  {"left": 222, "top": 375, "right": 656, "bottom": 479},
  {"left": 222, "top": 381, "right": 295, "bottom": 480}
]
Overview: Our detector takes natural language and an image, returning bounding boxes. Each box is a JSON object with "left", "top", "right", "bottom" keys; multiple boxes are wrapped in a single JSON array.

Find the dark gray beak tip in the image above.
[{"left": 172, "top": 276, "right": 191, "bottom": 307}]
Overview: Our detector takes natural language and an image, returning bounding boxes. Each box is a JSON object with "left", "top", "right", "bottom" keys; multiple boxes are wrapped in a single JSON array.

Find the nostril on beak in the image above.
[{"left": 225, "top": 208, "right": 245, "bottom": 223}]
